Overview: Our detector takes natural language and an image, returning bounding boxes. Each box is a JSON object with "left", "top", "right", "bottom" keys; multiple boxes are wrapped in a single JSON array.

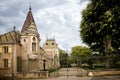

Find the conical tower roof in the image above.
[{"left": 21, "top": 7, "right": 38, "bottom": 35}]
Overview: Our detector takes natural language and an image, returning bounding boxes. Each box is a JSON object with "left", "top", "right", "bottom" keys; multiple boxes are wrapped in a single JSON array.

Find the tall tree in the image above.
[
  {"left": 59, "top": 49, "right": 70, "bottom": 67},
  {"left": 71, "top": 46, "right": 91, "bottom": 66},
  {"left": 80, "top": 0, "right": 120, "bottom": 68}
]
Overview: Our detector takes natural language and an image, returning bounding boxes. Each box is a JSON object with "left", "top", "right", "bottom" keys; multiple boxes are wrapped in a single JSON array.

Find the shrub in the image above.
[{"left": 48, "top": 67, "right": 58, "bottom": 73}]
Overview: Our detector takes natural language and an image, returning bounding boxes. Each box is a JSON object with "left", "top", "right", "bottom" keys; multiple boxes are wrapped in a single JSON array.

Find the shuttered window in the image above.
[
  {"left": 3, "top": 46, "right": 8, "bottom": 54},
  {"left": 3, "top": 59, "right": 8, "bottom": 68}
]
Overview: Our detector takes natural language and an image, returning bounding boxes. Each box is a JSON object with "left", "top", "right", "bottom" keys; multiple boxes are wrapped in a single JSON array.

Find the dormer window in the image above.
[
  {"left": 46, "top": 43, "right": 48, "bottom": 45},
  {"left": 33, "top": 37, "right": 36, "bottom": 41},
  {"left": 52, "top": 43, "right": 54, "bottom": 45}
]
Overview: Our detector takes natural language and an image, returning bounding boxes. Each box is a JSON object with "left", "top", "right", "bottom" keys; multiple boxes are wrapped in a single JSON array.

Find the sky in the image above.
[{"left": 0, "top": 0, "right": 89, "bottom": 52}]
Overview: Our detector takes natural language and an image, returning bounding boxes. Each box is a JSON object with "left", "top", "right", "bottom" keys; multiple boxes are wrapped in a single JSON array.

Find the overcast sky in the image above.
[{"left": 0, "top": 0, "right": 89, "bottom": 52}]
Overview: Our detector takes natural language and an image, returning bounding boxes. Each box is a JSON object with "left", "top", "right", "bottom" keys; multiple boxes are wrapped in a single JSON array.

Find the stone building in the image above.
[
  {"left": 0, "top": 7, "right": 59, "bottom": 78},
  {"left": 42, "top": 38, "right": 60, "bottom": 68},
  {"left": 0, "top": 30, "right": 22, "bottom": 76}
]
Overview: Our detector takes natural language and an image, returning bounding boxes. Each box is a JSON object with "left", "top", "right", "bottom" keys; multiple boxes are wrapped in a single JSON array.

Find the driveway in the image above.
[{"left": 31, "top": 76, "right": 120, "bottom": 80}]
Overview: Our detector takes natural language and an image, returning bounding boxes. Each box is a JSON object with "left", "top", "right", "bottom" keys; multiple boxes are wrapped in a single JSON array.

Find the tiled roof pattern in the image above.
[
  {"left": 21, "top": 10, "right": 38, "bottom": 33},
  {"left": 0, "top": 31, "right": 20, "bottom": 43}
]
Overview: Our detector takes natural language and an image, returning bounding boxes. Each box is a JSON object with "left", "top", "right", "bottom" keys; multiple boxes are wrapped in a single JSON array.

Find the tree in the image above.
[
  {"left": 71, "top": 46, "right": 91, "bottom": 67},
  {"left": 59, "top": 49, "right": 70, "bottom": 67},
  {"left": 80, "top": 0, "right": 120, "bottom": 68}
]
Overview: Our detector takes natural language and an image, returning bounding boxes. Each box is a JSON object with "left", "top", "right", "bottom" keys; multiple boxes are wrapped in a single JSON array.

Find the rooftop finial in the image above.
[
  {"left": 14, "top": 26, "right": 16, "bottom": 32},
  {"left": 29, "top": 0, "right": 32, "bottom": 10}
]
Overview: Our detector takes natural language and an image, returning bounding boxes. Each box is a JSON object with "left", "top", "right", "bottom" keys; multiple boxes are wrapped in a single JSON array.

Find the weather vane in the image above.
[{"left": 29, "top": 0, "right": 32, "bottom": 10}]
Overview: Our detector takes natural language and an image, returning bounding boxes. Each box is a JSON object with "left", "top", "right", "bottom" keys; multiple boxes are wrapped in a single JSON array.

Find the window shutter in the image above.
[
  {"left": 0, "top": 47, "right": 2, "bottom": 53},
  {"left": 8, "top": 47, "right": 12, "bottom": 53},
  {"left": 0, "top": 60, "right": 1, "bottom": 67},
  {"left": 8, "top": 59, "right": 11, "bottom": 67}
]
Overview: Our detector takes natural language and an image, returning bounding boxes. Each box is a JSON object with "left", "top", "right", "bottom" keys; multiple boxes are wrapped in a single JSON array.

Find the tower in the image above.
[
  {"left": 20, "top": 7, "right": 40, "bottom": 60},
  {"left": 42, "top": 38, "right": 60, "bottom": 68}
]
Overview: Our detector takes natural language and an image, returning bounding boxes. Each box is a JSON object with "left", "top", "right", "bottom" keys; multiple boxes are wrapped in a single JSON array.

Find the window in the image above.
[
  {"left": 0, "top": 60, "right": 2, "bottom": 68},
  {"left": 17, "top": 57, "right": 22, "bottom": 72},
  {"left": 0, "top": 47, "right": 2, "bottom": 53},
  {"left": 3, "top": 46, "right": 8, "bottom": 53},
  {"left": 4, "top": 59, "right": 8, "bottom": 68},
  {"left": 23, "top": 39, "right": 26, "bottom": 42},
  {"left": 46, "top": 43, "right": 48, "bottom": 45},
  {"left": 32, "top": 43, "right": 36, "bottom": 52},
  {"left": 33, "top": 37, "right": 36, "bottom": 41},
  {"left": 52, "top": 43, "right": 54, "bottom": 45}
]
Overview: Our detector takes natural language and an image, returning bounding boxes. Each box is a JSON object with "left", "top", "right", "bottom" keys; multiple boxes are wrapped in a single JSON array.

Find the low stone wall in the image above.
[
  {"left": 16, "top": 71, "right": 49, "bottom": 79},
  {"left": 0, "top": 68, "right": 12, "bottom": 77},
  {"left": 0, "top": 71, "right": 49, "bottom": 79},
  {"left": 88, "top": 70, "right": 120, "bottom": 76}
]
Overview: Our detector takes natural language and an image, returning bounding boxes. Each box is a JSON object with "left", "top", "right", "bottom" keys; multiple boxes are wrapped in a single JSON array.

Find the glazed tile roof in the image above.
[
  {"left": 0, "top": 31, "right": 20, "bottom": 43},
  {"left": 21, "top": 9, "right": 38, "bottom": 34}
]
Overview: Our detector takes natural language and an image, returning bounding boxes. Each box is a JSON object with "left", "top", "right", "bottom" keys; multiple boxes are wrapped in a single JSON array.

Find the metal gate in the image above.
[
  {"left": 58, "top": 57, "right": 88, "bottom": 77},
  {"left": 58, "top": 67, "right": 87, "bottom": 77}
]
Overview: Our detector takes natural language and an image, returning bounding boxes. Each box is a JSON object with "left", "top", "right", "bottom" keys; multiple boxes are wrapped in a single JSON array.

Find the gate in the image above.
[
  {"left": 58, "top": 57, "right": 88, "bottom": 77},
  {"left": 58, "top": 67, "right": 87, "bottom": 77}
]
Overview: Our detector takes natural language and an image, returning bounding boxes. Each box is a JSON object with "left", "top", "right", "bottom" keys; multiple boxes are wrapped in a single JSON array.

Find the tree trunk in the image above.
[
  {"left": 105, "top": 58, "right": 110, "bottom": 69},
  {"left": 104, "top": 36, "right": 111, "bottom": 69}
]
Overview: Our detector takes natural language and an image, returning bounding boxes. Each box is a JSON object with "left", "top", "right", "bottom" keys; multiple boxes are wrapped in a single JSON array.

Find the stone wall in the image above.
[
  {"left": 16, "top": 71, "right": 49, "bottom": 79},
  {"left": 88, "top": 70, "right": 120, "bottom": 76}
]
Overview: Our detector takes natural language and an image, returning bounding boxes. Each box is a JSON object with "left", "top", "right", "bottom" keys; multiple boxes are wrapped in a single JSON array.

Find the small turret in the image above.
[{"left": 21, "top": 6, "right": 39, "bottom": 36}]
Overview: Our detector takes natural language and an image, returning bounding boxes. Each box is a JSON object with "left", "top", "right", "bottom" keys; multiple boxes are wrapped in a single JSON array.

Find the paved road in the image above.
[
  {"left": 33, "top": 76, "right": 120, "bottom": 80},
  {"left": 18, "top": 68, "right": 120, "bottom": 80}
]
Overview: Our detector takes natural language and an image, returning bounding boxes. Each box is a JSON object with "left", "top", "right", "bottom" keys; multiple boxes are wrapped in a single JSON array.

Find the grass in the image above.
[{"left": 82, "top": 65, "right": 120, "bottom": 70}]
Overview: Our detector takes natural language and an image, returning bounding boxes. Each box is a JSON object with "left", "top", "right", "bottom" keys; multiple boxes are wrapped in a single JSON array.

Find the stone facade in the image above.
[
  {"left": 0, "top": 7, "right": 59, "bottom": 78},
  {"left": 42, "top": 39, "right": 60, "bottom": 68}
]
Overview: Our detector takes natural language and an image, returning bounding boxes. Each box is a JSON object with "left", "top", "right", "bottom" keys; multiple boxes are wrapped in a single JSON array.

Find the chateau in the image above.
[{"left": 0, "top": 7, "right": 60, "bottom": 77}]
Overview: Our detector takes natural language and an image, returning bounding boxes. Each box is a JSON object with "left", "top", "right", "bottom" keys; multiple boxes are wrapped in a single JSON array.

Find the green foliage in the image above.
[
  {"left": 59, "top": 49, "right": 70, "bottom": 67},
  {"left": 71, "top": 46, "right": 91, "bottom": 66},
  {"left": 80, "top": 0, "right": 120, "bottom": 69},
  {"left": 48, "top": 67, "right": 58, "bottom": 73},
  {"left": 71, "top": 46, "right": 91, "bottom": 57},
  {"left": 80, "top": 0, "right": 120, "bottom": 51}
]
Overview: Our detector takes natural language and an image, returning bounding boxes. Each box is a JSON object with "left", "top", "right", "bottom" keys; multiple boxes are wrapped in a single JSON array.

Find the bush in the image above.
[{"left": 48, "top": 67, "right": 58, "bottom": 73}]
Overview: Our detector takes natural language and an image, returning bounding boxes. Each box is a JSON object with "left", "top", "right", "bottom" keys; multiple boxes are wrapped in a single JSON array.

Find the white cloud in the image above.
[
  {"left": 35, "top": 0, "right": 89, "bottom": 51},
  {"left": 0, "top": 0, "right": 89, "bottom": 52}
]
